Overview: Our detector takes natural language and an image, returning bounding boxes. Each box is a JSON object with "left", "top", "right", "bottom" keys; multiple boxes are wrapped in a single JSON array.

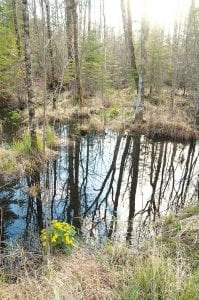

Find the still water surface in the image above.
[{"left": 0, "top": 124, "right": 198, "bottom": 245}]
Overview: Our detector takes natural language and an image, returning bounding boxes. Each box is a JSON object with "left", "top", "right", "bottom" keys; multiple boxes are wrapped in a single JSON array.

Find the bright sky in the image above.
[{"left": 103, "top": 0, "right": 199, "bottom": 31}]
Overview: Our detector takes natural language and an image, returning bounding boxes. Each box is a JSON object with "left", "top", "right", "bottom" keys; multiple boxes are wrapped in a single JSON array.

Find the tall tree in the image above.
[
  {"left": 44, "top": 0, "right": 56, "bottom": 89},
  {"left": 134, "top": 1, "right": 149, "bottom": 123},
  {"left": 65, "top": 0, "right": 73, "bottom": 62},
  {"left": 12, "top": 0, "right": 21, "bottom": 57},
  {"left": 121, "top": 0, "right": 138, "bottom": 90},
  {"left": 71, "top": 0, "right": 83, "bottom": 105},
  {"left": 22, "top": 0, "right": 37, "bottom": 147}
]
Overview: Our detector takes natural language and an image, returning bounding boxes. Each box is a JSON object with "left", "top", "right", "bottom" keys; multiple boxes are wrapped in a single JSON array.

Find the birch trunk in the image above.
[{"left": 134, "top": 3, "right": 149, "bottom": 123}]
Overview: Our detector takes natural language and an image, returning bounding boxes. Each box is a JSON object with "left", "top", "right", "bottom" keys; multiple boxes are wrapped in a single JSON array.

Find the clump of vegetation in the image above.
[
  {"left": 100, "top": 104, "right": 120, "bottom": 120},
  {"left": 8, "top": 110, "right": 21, "bottom": 125},
  {"left": 41, "top": 220, "right": 76, "bottom": 254},
  {"left": 0, "top": 148, "right": 17, "bottom": 174},
  {"left": 45, "top": 125, "right": 58, "bottom": 147},
  {"left": 11, "top": 131, "right": 43, "bottom": 155}
]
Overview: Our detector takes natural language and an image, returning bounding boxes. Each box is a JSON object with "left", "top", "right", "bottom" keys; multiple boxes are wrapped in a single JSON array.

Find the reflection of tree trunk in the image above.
[
  {"left": 51, "top": 159, "right": 57, "bottom": 219},
  {"left": 158, "top": 142, "right": 168, "bottom": 209},
  {"left": 25, "top": 171, "right": 43, "bottom": 239},
  {"left": 67, "top": 137, "right": 81, "bottom": 230},
  {"left": 108, "top": 136, "right": 131, "bottom": 238},
  {"left": 84, "top": 136, "right": 122, "bottom": 216},
  {"left": 177, "top": 142, "right": 196, "bottom": 207},
  {"left": 126, "top": 135, "right": 141, "bottom": 242},
  {"left": 150, "top": 143, "right": 164, "bottom": 220}
]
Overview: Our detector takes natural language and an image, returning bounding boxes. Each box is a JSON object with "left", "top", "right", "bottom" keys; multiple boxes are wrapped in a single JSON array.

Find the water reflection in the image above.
[{"left": 0, "top": 125, "right": 198, "bottom": 245}]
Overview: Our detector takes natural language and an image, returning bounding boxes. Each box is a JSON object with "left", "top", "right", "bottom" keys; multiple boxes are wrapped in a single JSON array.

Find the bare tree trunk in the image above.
[
  {"left": 44, "top": 0, "right": 56, "bottom": 89},
  {"left": 40, "top": 0, "right": 47, "bottom": 153},
  {"left": 134, "top": 3, "right": 149, "bottom": 123},
  {"left": 22, "top": 0, "right": 37, "bottom": 148},
  {"left": 101, "top": 0, "right": 106, "bottom": 106},
  {"left": 12, "top": 0, "right": 21, "bottom": 57},
  {"left": 171, "top": 21, "right": 180, "bottom": 110},
  {"left": 88, "top": 0, "right": 91, "bottom": 33},
  {"left": 65, "top": 0, "right": 73, "bottom": 62},
  {"left": 71, "top": 0, "right": 83, "bottom": 105},
  {"left": 121, "top": 0, "right": 138, "bottom": 91}
]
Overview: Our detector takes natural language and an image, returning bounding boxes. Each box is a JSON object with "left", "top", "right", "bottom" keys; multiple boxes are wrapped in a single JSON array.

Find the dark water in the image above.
[{"left": 0, "top": 124, "right": 199, "bottom": 245}]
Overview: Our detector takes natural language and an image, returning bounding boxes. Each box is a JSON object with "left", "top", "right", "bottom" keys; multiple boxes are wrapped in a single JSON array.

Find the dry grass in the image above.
[
  {"left": 0, "top": 148, "right": 18, "bottom": 176},
  {"left": 0, "top": 247, "right": 120, "bottom": 300},
  {"left": 1, "top": 204, "right": 199, "bottom": 300}
]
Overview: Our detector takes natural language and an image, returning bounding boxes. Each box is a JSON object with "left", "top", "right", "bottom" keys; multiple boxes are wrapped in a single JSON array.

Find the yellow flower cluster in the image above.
[
  {"left": 64, "top": 234, "right": 73, "bottom": 245},
  {"left": 40, "top": 220, "right": 76, "bottom": 251}
]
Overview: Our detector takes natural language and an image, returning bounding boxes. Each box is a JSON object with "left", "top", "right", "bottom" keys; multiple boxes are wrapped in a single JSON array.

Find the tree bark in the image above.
[
  {"left": 12, "top": 0, "right": 21, "bottom": 57},
  {"left": 88, "top": 0, "right": 91, "bottom": 33},
  {"left": 44, "top": 0, "right": 56, "bottom": 89},
  {"left": 22, "top": 0, "right": 37, "bottom": 148},
  {"left": 121, "top": 0, "right": 138, "bottom": 91},
  {"left": 71, "top": 0, "right": 83, "bottom": 105},
  {"left": 134, "top": 3, "right": 149, "bottom": 123},
  {"left": 65, "top": 0, "right": 73, "bottom": 62}
]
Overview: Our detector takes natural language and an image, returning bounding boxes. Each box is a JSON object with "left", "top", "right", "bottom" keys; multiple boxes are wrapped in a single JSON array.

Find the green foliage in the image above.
[
  {"left": 41, "top": 220, "right": 76, "bottom": 254},
  {"left": 45, "top": 125, "right": 57, "bottom": 147},
  {"left": 121, "top": 255, "right": 199, "bottom": 300},
  {"left": 0, "top": 0, "right": 21, "bottom": 97},
  {"left": 0, "top": 149, "right": 17, "bottom": 173},
  {"left": 11, "top": 131, "right": 43, "bottom": 155},
  {"left": 146, "top": 27, "right": 171, "bottom": 93},
  {"left": 99, "top": 104, "right": 119, "bottom": 119},
  {"left": 82, "top": 30, "right": 105, "bottom": 95},
  {"left": 108, "top": 104, "right": 119, "bottom": 119},
  {"left": 8, "top": 110, "right": 21, "bottom": 125}
]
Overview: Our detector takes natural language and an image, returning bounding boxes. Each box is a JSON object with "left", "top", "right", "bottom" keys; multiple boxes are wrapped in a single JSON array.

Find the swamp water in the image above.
[{"left": 0, "top": 124, "right": 199, "bottom": 246}]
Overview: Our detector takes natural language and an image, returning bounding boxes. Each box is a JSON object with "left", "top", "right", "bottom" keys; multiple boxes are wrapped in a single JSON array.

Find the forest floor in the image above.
[
  {"left": 33, "top": 87, "right": 199, "bottom": 142},
  {"left": 0, "top": 203, "right": 199, "bottom": 300}
]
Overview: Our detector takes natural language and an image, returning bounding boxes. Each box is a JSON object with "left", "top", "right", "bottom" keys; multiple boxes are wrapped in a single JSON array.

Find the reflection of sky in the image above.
[{"left": 1, "top": 127, "right": 199, "bottom": 243}]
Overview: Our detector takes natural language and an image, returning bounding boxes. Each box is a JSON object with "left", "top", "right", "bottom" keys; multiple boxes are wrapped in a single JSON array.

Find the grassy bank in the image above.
[
  {"left": 0, "top": 204, "right": 199, "bottom": 299},
  {"left": 33, "top": 88, "right": 199, "bottom": 142},
  {"left": 0, "top": 127, "right": 58, "bottom": 178}
]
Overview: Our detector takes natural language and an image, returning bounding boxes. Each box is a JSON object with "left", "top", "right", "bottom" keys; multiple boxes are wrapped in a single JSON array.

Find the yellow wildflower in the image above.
[
  {"left": 64, "top": 234, "right": 73, "bottom": 245},
  {"left": 51, "top": 233, "right": 58, "bottom": 243}
]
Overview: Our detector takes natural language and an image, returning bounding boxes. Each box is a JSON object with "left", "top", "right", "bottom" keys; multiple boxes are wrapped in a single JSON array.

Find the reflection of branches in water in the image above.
[
  {"left": 131, "top": 140, "right": 199, "bottom": 243},
  {"left": 126, "top": 135, "right": 141, "bottom": 242},
  {"left": 83, "top": 136, "right": 122, "bottom": 217},
  {"left": 0, "top": 182, "right": 19, "bottom": 242},
  {"left": 24, "top": 170, "right": 43, "bottom": 240},
  {"left": 108, "top": 135, "right": 132, "bottom": 238}
]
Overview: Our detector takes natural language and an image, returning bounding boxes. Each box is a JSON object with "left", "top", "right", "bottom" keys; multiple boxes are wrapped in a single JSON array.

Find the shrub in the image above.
[
  {"left": 8, "top": 110, "right": 21, "bottom": 125},
  {"left": 46, "top": 125, "right": 57, "bottom": 147},
  {"left": 11, "top": 131, "right": 42, "bottom": 155},
  {"left": 0, "top": 149, "right": 17, "bottom": 173},
  {"left": 41, "top": 220, "right": 76, "bottom": 254},
  {"left": 108, "top": 104, "right": 119, "bottom": 119}
]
